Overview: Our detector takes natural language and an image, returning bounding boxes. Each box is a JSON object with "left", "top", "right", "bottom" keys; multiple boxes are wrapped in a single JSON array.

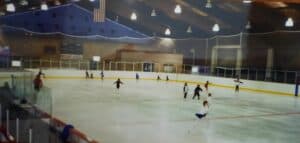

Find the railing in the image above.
[
  {"left": 215, "top": 67, "right": 298, "bottom": 84},
  {"left": 18, "top": 59, "right": 298, "bottom": 84},
  {"left": 0, "top": 71, "right": 97, "bottom": 143}
]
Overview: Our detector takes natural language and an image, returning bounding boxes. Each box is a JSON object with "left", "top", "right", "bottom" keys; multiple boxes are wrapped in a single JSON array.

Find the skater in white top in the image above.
[
  {"left": 203, "top": 93, "right": 212, "bottom": 106},
  {"left": 195, "top": 101, "right": 209, "bottom": 119},
  {"left": 183, "top": 82, "right": 189, "bottom": 99}
]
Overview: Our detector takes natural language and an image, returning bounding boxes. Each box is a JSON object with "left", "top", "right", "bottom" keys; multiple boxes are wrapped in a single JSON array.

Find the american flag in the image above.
[{"left": 93, "top": 0, "right": 106, "bottom": 22}]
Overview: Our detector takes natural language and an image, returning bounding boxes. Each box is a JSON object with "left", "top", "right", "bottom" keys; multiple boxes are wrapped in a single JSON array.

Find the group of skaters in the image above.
[
  {"left": 185, "top": 77, "right": 243, "bottom": 119},
  {"left": 85, "top": 70, "right": 105, "bottom": 80},
  {"left": 183, "top": 81, "right": 212, "bottom": 119},
  {"left": 84, "top": 70, "right": 244, "bottom": 119}
]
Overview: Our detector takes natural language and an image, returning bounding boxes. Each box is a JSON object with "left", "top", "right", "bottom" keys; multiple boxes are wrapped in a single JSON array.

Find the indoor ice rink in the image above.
[
  {"left": 1, "top": 0, "right": 300, "bottom": 143},
  {"left": 43, "top": 72, "right": 300, "bottom": 143}
]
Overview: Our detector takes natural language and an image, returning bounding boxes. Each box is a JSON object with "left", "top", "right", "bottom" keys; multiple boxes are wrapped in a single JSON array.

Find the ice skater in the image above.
[
  {"left": 192, "top": 84, "right": 203, "bottom": 100},
  {"left": 195, "top": 101, "right": 209, "bottom": 119},
  {"left": 113, "top": 78, "right": 124, "bottom": 95},
  {"left": 193, "top": 84, "right": 203, "bottom": 100},
  {"left": 90, "top": 73, "right": 94, "bottom": 79},
  {"left": 204, "top": 93, "right": 212, "bottom": 106},
  {"left": 38, "top": 68, "right": 46, "bottom": 78},
  {"left": 204, "top": 81, "right": 210, "bottom": 92},
  {"left": 234, "top": 77, "right": 243, "bottom": 94},
  {"left": 166, "top": 76, "right": 169, "bottom": 81},
  {"left": 85, "top": 70, "right": 89, "bottom": 79},
  {"left": 33, "top": 74, "right": 43, "bottom": 92},
  {"left": 100, "top": 71, "right": 104, "bottom": 80},
  {"left": 157, "top": 75, "right": 161, "bottom": 81},
  {"left": 136, "top": 73, "right": 140, "bottom": 80},
  {"left": 183, "top": 82, "right": 189, "bottom": 99}
]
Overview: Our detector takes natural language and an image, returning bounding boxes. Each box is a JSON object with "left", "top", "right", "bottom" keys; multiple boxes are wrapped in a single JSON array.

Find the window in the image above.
[{"left": 44, "top": 46, "right": 57, "bottom": 55}]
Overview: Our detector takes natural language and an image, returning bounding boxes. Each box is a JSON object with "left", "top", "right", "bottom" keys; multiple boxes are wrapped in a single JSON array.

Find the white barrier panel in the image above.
[{"left": 27, "top": 69, "right": 294, "bottom": 96}]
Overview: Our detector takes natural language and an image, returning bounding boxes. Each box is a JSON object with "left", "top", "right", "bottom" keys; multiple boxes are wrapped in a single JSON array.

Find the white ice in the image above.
[{"left": 44, "top": 78, "right": 300, "bottom": 143}]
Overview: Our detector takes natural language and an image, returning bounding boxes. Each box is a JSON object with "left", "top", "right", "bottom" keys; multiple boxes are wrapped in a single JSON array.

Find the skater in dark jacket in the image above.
[
  {"left": 85, "top": 70, "right": 89, "bottom": 79},
  {"left": 100, "top": 71, "right": 104, "bottom": 80},
  {"left": 192, "top": 84, "right": 203, "bottom": 100},
  {"left": 114, "top": 78, "right": 124, "bottom": 89}
]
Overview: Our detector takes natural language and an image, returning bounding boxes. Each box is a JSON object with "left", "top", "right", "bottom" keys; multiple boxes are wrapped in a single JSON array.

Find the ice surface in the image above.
[{"left": 45, "top": 78, "right": 300, "bottom": 143}]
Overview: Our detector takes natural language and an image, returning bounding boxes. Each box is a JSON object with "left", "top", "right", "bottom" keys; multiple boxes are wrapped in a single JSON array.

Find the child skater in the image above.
[
  {"left": 157, "top": 75, "right": 161, "bottom": 81},
  {"left": 85, "top": 70, "right": 89, "bottom": 79},
  {"left": 136, "top": 73, "right": 140, "bottom": 80},
  {"left": 113, "top": 78, "right": 124, "bottom": 95},
  {"left": 183, "top": 82, "right": 189, "bottom": 99},
  {"left": 195, "top": 101, "right": 209, "bottom": 119},
  {"left": 234, "top": 76, "right": 243, "bottom": 94},
  {"left": 192, "top": 84, "right": 203, "bottom": 100},
  {"left": 204, "top": 93, "right": 212, "bottom": 106},
  {"left": 38, "top": 68, "right": 46, "bottom": 78},
  {"left": 166, "top": 76, "right": 169, "bottom": 81},
  {"left": 100, "top": 71, "right": 104, "bottom": 80},
  {"left": 204, "top": 81, "right": 210, "bottom": 92}
]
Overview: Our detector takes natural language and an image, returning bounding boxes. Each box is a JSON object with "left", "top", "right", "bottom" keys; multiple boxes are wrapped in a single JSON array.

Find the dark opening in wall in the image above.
[{"left": 44, "top": 46, "right": 57, "bottom": 55}]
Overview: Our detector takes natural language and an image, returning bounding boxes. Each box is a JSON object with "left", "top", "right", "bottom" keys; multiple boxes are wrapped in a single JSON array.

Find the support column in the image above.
[
  {"left": 236, "top": 48, "right": 242, "bottom": 77},
  {"left": 210, "top": 47, "right": 218, "bottom": 74},
  {"left": 236, "top": 32, "right": 243, "bottom": 77},
  {"left": 266, "top": 48, "right": 274, "bottom": 79}
]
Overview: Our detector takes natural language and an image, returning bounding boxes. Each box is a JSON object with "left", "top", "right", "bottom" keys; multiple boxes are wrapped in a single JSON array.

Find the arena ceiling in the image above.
[{"left": 0, "top": 0, "right": 299, "bottom": 38}]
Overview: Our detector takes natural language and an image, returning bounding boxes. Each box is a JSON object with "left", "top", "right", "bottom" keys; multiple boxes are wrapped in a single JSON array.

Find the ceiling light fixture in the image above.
[
  {"left": 6, "top": 3, "right": 16, "bottom": 12},
  {"left": 174, "top": 4, "right": 182, "bottom": 14},
  {"left": 205, "top": 0, "right": 212, "bottom": 8},
  {"left": 130, "top": 12, "right": 137, "bottom": 21},
  {"left": 245, "top": 21, "right": 251, "bottom": 29},
  {"left": 212, "top": 24, "right": 220, "bottom": 32},
  {"left": 165, "top": 28, "right": 171, "bottom": 36},
  {"left": 285, "top": 17, "right": 294, "bottom": 27},
  {"left": 243, "top": 0, "right": 252, "bottom": 4},
  {"left": 115, "top": 16, "right": 119, "bottom": 22},
  {"left": 19, "top": 0, "right": 29, "bottom": 6},
  {"left": 151, "top": 9, "right": 157, "bottom": 17},
  {"left": 55, "top": 0, "right": 61, "bottom": 5},
  {"left": 41, "top": 2, "right": 48, "bottom": 11},
  {"left": 187, "top": 26, "right": 192, "bottom": 33},
  {"left": 0, "top": 12, "right": 5, "bottom": 16}
]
